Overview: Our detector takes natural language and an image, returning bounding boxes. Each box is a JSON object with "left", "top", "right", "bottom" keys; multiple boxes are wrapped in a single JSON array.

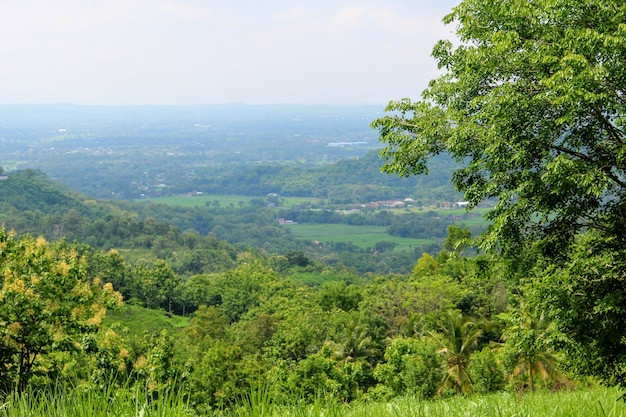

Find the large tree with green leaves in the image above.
[
  {"left": 372, "top": 0, "right": 626, "bottom": 386},
  {"left": 373, "top": 0, "right": 626, "bottom": 256}
]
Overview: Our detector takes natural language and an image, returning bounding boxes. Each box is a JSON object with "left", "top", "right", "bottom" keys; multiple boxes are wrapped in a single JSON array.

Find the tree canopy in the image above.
[
  {"left": 0, "top": 230, "right": 122, "bottom": 391},
  {"left": 372, "top": 0, "right": 626, "bottom": 257}
]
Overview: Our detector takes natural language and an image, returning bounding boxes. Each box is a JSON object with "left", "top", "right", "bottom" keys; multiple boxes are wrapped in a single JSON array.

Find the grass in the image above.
[
  {"left": 145, "top": 194, "right": 254, "bottom": 208},
  {"left": 284, "top": 223, "right": 434, "bottom": 250},
  {"left": 235, "top": 387, "right": 626, "bottom": 417},
  {"left": 0, "top": 382, "right": 194, "bottom": 417},
  {"left": 104, "top": 304, "right": 190, "bottom": 336},
  {"left": 1, "top": 386, "right": 624, "bottom": 417}
]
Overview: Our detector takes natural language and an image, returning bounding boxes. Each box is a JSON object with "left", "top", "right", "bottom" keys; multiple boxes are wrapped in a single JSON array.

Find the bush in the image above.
[
  {"left": 373, "top": 337, "right": 443, "bottom": 399},
  {"left": 468, "top": 348, "right": 505, "bottom": 394}
]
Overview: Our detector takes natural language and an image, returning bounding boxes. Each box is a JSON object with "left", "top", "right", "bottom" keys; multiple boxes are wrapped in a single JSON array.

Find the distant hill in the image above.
[{"left": 0, "top": 169, "right": 88, "bottom": 214}]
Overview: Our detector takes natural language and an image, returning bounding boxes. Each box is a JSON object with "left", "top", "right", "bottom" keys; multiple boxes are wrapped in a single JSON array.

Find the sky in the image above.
[{"left": 0, "top": 0, "right": 459, "bottom": 106}]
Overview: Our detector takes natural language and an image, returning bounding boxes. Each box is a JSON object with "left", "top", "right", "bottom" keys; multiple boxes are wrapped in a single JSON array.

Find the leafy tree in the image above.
[
  {"left": 374, "top": 241, "right": 398, "bottom": 253},
  {"left": 526, "top": 235, "right": 626, "bottom": 385},
  {"left": 185, "top": 305, "right": 229, "bottom": 348},
  {"left": 142, "top": 330, "right": 178, "bottom": 393},
  {"left": 190, "top": 341, "right": 262, "bottom": 410},
  {"left": 412, "top": 253, "right": 439, "bottom": 277},
  {"left": 328, "top": 315, "right": 377, "bottom": 365},
  {"left": 372, "top": 0, "right": 626, "bottom": 386},
  {"left": 0, "top": 230, "right": 122, "bottom": 392},
  {"left": 262, "top": 288, "right": 331, "bottom": 363},
  {"left": 443, "top": 226, "right": 471, "bottom": 255},
  {"left": 87, "top": 249, "right": 132, "bottom": 300},
  {"left": 207, "top": 262, "right": 281, "bottom": 323},
  {"left": 317, "top": 281, "right": 362, "bottom": 312},
  {"left": 372, "top": 0, "right": 626, "bottom": 257},
  {"left": 132, "top": 262, "right": 164, "bottom": 309},
  {"left": 153, "top": 261, "right": 182, "bottom": 315},
  {"left": 286, "top": 344, "right": 350, "bottom": 402}
]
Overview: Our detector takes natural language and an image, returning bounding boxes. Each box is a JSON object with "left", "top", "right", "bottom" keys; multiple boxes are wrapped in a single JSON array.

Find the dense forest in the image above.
[{"left": 0, "top": 213, "right": 527, "bottom": 410}]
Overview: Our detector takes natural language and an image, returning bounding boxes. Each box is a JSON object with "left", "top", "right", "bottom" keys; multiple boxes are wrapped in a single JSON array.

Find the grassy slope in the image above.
[{"left": 104, "top": 304, "right": 190, "bottom": 336}]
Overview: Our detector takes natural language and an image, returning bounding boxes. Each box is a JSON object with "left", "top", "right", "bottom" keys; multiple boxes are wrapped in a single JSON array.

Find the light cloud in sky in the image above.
[{"left": 0, "top": 0, "right": 459, "bottom": 105}]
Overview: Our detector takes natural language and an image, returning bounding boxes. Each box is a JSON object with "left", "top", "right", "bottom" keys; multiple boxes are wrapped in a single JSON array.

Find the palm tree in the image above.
[
  {"left": 431, "top": 310, "right": 485, "bottom": 394},
  {"left": 500, "top": 303, "right": 560, "bottom": 392},
  {"left": 330, "top": 319, "right": 377, "bottom": 363}
]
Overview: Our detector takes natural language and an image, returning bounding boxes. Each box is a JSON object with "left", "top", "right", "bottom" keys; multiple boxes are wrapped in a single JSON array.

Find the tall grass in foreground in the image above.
[
  {"left": 1, "top": 385, "right": 624, "bottom": 417},
  {"left": 0, "top": 383, "right": 195, "bottom": 417}
]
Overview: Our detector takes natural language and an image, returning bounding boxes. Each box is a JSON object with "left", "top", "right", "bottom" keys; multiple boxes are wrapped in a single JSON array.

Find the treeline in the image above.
[
  {"left": 278, "top": 208, "right": 463, "bottom": 240},
  {"left": 23, "top": 147, "right": 460, "bottom": 204}
]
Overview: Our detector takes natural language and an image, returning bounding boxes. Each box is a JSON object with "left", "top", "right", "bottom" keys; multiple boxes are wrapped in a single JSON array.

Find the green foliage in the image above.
[
  {"left": 468, "top": 348, "right": 505, "bottom": 394},
  {"left": 103, "top": 304, "right": 189, "bottom": 336},
  {"left": 373, "top": 0, "right": 626, "bottom": 256},
  {"left": 141, "top": 330, "right": 178, "bottom": 392},
  {"left": 443, "top": 226, "right": 471, "bottom": 255},
  {"left": 373, "top": 337, "right": 443, "bottom": 399},
  {"left": 431, "top": 311, "right": 486, "bottom": 394},
  {"left": 372, "top": 0, "right": 626, "bottom": 389},
  {"left": 0, "top": 230, "right": 122, "bottom": 392},
  {"left": 500, "top": 302, "right": 562, "bottom": 392},
  {"left": 263, "top": 290, "right": 331, "bottom": 362},
  {"left": 527, "top": 232, "right": 626, "bottom": 387},
  {"left": 286, "top": 344, "right": 351, "bottom": 402},
  {"left": 185, "top": 305, "right": 229, "bottom": 347},
  {"left": 190, "top": 340, "right": 262, "bottom": 411},
  {"left": 1, "top": 384, "right": 625, "bottom": 417},
  {"left": 316, "top": 281, "right": 362, "bottom": 312},
  {"left": 205, "top": 261, "right": 281, "bottom": 323}
]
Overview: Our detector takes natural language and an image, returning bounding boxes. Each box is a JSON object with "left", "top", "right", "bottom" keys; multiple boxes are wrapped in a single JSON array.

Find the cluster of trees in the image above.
[
  {"left": 1, "top": 225, "right": 571, "bottom": 412},
  {"left": 373, "top": 0, "right": 626, "bottom": 390}
]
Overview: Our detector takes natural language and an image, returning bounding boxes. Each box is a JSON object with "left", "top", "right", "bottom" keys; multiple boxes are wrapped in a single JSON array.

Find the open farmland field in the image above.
[
  {"left": 285, "top": 223, "right": 434, "bottom": 250},
  {"left": 146, "top": 194, "right": 319, "bottom": 208}
]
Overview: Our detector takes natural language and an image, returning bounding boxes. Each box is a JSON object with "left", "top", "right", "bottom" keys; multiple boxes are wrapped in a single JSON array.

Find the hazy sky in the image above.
[{"left": 0, "top": 0, "right": 459, "bottom": 105}]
